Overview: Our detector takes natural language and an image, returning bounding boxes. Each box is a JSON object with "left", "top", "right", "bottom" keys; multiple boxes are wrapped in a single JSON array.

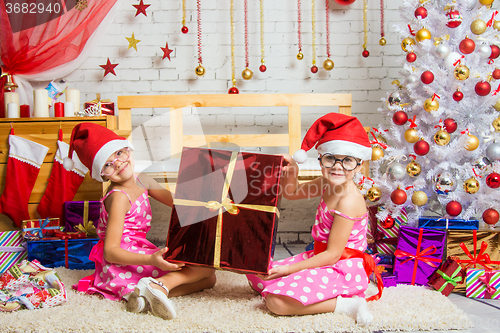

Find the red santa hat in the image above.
[
  {"left": 292, "top": 113, "right": 371, "bottom": 163},
  {"left": 63, "top": 123, "right": 133, "bottom": 182}
]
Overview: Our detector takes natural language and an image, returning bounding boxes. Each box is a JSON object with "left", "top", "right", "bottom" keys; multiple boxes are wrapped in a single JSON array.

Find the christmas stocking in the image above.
[
  {"left": 37, "top": 129, "right": 89, "bottom": 220},
  {"left": 0, "top": 128, "right": 49, "bottom": 227}
]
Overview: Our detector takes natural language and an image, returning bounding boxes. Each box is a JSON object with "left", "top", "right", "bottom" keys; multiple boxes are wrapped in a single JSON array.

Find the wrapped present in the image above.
[
  {"left": 27, "top": 231, "right": 97, "bottom": 270},
  {"left": 64, "top": 201, "right": 100, "bottom": 236},
  {"left": 367, "top": 206, "right": 407, "bottom": 255},
  {"left": 418, "top": 216, "right": 479, "bottom": 230},
  {"left": 164, "top": 148, "right": 282, "bottom": 274},
  {"left": 371, "top": 270, "right": 398, "bottom": 288},
  {"left": 394, "top": 226, "right": 446, "bottom": 286},
  {"left": 21, "top": 218, "right": 61, "bottom": 240},
  {"left": 466, "top": 269, "right": 500, "bottom": 299},
  {"left": 428, "top": 257, "right": 466, "bottom": 296},
  {"left": 83, "top": 93, "right": 114, "bottom": 116},
  {"left": 0, "top": 231, "right": 27, "bottom": 273}
]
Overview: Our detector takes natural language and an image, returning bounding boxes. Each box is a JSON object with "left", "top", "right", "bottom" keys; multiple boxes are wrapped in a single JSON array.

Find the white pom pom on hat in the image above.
[{"left": 292, "top": 113, "right": 371, "bottom": 164}]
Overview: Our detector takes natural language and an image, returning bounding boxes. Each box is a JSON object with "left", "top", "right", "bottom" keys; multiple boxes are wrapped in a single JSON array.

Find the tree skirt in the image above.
[{"left": 0, "top": 268, "right": 473, "bottom": 333}]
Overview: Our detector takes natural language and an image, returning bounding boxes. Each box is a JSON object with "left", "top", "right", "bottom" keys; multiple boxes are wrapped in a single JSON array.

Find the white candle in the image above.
[
  {"left": 3, "top": 91, "right": 19, "bottom": 117},
  {"left": 6, "top": 103, "right": 20, "bottom": 118},
  {"left": 33, "top": 89, "right": 49, "bottom": 117},
  {"left": 64, "top": 101, "right": 75, "bottom": 117},
  {"left": 66, "top": 89, "right": 80, "bottom": 114}
]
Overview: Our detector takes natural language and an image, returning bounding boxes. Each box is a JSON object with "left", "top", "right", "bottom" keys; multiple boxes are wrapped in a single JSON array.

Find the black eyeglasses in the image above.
[{"left": 318, "top": 154, "right": 361, "bottom": 171}]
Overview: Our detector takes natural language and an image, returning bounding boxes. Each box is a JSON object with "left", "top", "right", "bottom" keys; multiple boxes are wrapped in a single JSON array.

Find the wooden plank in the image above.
[
  {"left": 170, "top": 107, "right": 183, "bottom": 158},
  {"left": 338, "top": 105, "right": 351, "bottom": 115},
  {"left": 288, "top": 105, "right": 302, "bottom": 155},
  {"left": 183, "top": 134, "right": 289, "bottom": 148}
]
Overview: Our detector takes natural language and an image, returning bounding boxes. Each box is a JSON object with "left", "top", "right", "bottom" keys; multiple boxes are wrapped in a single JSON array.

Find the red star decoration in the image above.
[
  {"left": 133, "top": 0, "right": 150, "bottom": 17},
  {"left": 161, "top": 42, "right": 173, "bottom": 61},
  {"left": 99, "top": 58, "right": 119, "bottom": 77}
]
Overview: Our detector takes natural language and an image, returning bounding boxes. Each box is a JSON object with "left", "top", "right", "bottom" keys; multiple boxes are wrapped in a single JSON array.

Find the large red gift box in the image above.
[{"left": 164, "top": 147, "right": 283, "bottom": 274}]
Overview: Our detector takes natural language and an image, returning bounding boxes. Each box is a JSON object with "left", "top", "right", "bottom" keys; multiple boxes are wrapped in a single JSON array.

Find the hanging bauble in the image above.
[
  {"left": 478, "top": 44, "right": 492, "bottom": 59},
  {"left": 405, "top": 128, "right": 420, "bottom": 143},
  {"left": 486, "top": 172, "right": 500, "bottom": 188},
  {"left": 259, "top": 65, "right": 267, "bottom": 72},
  {"left": 493, "top": 69, "right": 500, "bottom": 80},
  {"left": 471, "top": 19, "right": 487, "bottom": 35},
  {"left": 479, "top": 0, "right": 494, "bottom": 5},
  {"left": 434, "top": 172, "right": 458, "bottom": 195},
  {"left": 473, "top": 157, "right": 491, "bottom": 176},
  {"left": 392, "top": 111, "right": 408, "bottom": 125},
  {"left": 483, "top": 208, "right": 499, "bottom": 226},
  {"left": 362, "top": 49, "right": 370, "bottom": 58},
  {"left": 381, "top": 215, "right": 395, "bottom": 229},
  {"left": 446, "top": 201, "right": 462, "bottom": 216},
  {"left": 421, "top": 71, "right": 434, "bottom": 84},
  {"left": 406, "top": 160, "right": 422, "bottom": 177},
  {"left": 406, "top": 52, "right": 417, "bottom": 62},
  {"left": 334, "top": 0, "right": 356, "bottom": 5},
  {"left": 414, "top": 139, "right": 430, "bottom": 156},
  {"left": 495, "top": 100, "right": 500, "bottom": 111},
  {"left": 311, "top": 65, "right": 319, "bottom": 74},
  {"left": 465, "top": 134, "right": 479, "bottom": 151},
  {"left": 435, "top": 44, "right": 450, "bottom": 59},
  {"left": 424, "top": 98, "right": 439, "bottom": 112},
  {"left": 459, "top": 38, "right": 475, "bottom": 54},
  {"left": 416, "top": 28, "right": 431, "bottom": 42},
  {"left": 411, "top": 190, "right": 428, "bottom": 206},
  {"left": 490, "top": 45, "right": 500, "bottom": 59},
  {"left": 401, "top": 37, "right": 416, "bottom": 52},
  {"left": 195, "top": 64, "right": 206, "bottom": 76},
  {"left": 371, "top": 146, "right": 384, "bottom": 161},
  {"left": 446, "top": 9, "right": 463, "bottom": 28},
  {"left": 379, "top": 37, "right": 387, "bottom": 46},
  {"left": 228, "top": 87, "right": 239, "bottom": 94},
  {"left": 454, "top": 65, "right": 470, "bottom": 80},
  {"left": 388, "top": 90, "right": 410, "bottom": 106},
  {"left": 181, "top": 26, "right": 189, "bottom": 34},
  {"left": 486, "top": 142, "right": 500, "bottom": 161},
  {"left": 475, "top": 81, "right": 491, "bottom": 96},
  {"left": 414, "top": 6, "right": 427, "bottom": 19},
  {"left": 242, "top": 68, "right": 253, "bottom": 80},
  {"left": 434, "top": 130, "right": 451, "bottom": 146},
  {"left": 492, "top": 117, "right": 500, "bottom": 132},
  {"left": 443, "top": 118, "right": 457, "bottom": 133},
  {"left": 445, "top": 52, "right": 463, "bottom": 70},
  {"left": 494, "top": 21, "right": 500, "bottom": 31},
  {"left": 366, "top": 186, "right": 382, "bottom": 202},
  {"left": 405, "top": 74, "right": 420, "bottom": 89},
  {"left": 323, "top": 58, "right": 334, "bottom": 71},
  {"left": 297, "top": 52, "right": 304, "bottom": 60},
  {"left": 452, "top": 90, "right": 464, "bottom": 102},
  {"left": 391, "top": 188, "right": 407, "bottom": 205},
  {"left": 463, "top": 177, "right": 480, "bottom": 194},
  {"left": 387, "top": 163, "right": 406, "bottom": 181}
]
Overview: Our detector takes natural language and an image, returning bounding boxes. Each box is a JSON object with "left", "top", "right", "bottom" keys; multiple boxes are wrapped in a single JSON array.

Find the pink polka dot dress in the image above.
[
  {"left": 247, "top": 197, "right": 370, "bottom": 305},
  {"left": 75, "top": 187, "right": 170, "bottom": 301}
]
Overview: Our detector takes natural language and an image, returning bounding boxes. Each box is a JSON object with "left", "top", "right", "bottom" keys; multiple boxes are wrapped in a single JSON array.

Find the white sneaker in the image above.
[
  {"left": 134, "top": 277, "right": 176, "bottom": 320},
  {"left": 126, "top": 291, "right": 148, "bottom": 313}
]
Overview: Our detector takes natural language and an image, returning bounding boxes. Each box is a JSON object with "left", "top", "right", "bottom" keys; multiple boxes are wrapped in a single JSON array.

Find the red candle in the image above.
[
  {"left": 54, "top": 102, "right": 64, "bottom": 117},
  {"left": 20, "top": 104, "right": 30, "bottom": 118}
]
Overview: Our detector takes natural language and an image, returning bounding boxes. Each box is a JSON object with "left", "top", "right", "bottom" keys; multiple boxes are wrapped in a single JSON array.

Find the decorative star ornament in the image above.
[
  {"left": 99, "top": 58, "right": 119, "bottom": 77},
  {"left": 133, "top": 0, "right": 150, "bottom": 17},
  {"left": 126, "top": 32, "right": 141, "bottom": 51},
  {"left": 161, "top": 42, "right": 174, "bottom": 60}
]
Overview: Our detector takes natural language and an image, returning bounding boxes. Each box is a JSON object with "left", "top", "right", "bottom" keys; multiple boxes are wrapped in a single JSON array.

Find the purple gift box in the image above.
[
  {"left": 393, "top": 226, "right": 446, "bottom": 286},
  {"left": 64, "top": 201, "right": 100, "bottom": 235}
]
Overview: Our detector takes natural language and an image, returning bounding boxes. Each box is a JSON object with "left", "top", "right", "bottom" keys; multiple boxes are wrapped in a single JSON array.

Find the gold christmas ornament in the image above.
[
  {"left": 406, "top": 160, "right": 422, "bottom": 177},
  {"left": 323, "top": 58, "right": 334, "bottom": 71},
  {"left": 405, "top": 128, "right": 420, "bottom": 143},
  {"left": 454, "top": 65, "right": 470, "bottom": 80},
  {"left": 464, "top": 177, "right": 480, "bottom": 194},
  {"left": 241, "top": 67, "right": 253, "bottom": 80},
  {"left": 492, "top": 117, "right": 500, "bottom": 132},
  {"left": 479, "top": 0, "right": 494, "bottom": 5},
  {"left": 371, "top": 146, "right": 385, "bottom": 161},
  {"left": 416, "top": 28, "right": 431, "bottom": 42},
  {"left": 465, "top": 134, "right": 480, "bottom": 151},
  {"left": 494, "top": 21, "right": 500, "bottom": 31},
  {"left": 401, "top": 37, "right": 416, "bottom": 52},
  {"left": 434, "top": 130, "right": 451, "bottom": 146},
  {"left": 366, "top": 186, "right": 382, "bottom": 202},
  {"left": 471, "top": 19, "right": 487, "bottom": 35},
  {"left": 424, "top": 98, "right": 439, "bottom": 112},
  {"left": 297, "top": 52, "right": 304, "bottom": 60},
  {"left": 494, "top": 100, "right": 500, "bottom": 111},
  {"left": 195, "top": 64, "right": 206, "bottom": 76},
  {"left": 411, "top": 190, "right": 428, "bottom": 206},
  {"left": 379, "top": 37, "right": 387, "bottom": 46}
]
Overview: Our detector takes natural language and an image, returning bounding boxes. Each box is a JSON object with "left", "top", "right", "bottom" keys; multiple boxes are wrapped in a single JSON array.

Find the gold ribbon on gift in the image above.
[
  {"left": 173, "top": 151, "right": 280, "bottom": 269},
  {"left": 89, "top": 93, "right": 111, "bottom": 104},
  {"left": 75, "top": 201, "right": 97, "bottom": 236}
]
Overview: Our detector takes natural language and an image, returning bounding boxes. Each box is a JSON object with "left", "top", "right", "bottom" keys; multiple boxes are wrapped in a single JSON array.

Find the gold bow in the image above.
[
  {"left": 89, "top": 93, "right": 111, "bottom": 104},
  {"left": 75, "top": 219, "right": 97, "bottom": 236}
]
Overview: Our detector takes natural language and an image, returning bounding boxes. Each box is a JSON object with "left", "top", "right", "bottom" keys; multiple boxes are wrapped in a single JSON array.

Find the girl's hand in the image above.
[
  {"left": 256, "top": 265, "right": 290, "bottom": 281},
  {"left": 151, "top": 247, "right": 185, "bottom": 271},
  {"left": 282, "top": 154, "right": 298, "bottom": 174}
]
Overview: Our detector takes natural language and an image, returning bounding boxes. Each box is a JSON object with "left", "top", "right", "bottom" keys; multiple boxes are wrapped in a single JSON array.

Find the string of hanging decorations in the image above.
[
  {"left": 229, "top": 0, "right": 239, "bottom": 94},
  {"left": 323, "top": 0, "right": 334, "bottom": 71},
  {"left": 260, "top": 0, "right": 267, "bottom": 72},
  {"left": 181, "top": 0, "right": 188, "bottom": 33},
  {"left": 242, "top": 0, "right": 253, "bottom": 80},
  {"left": 297, "top": 0, "right": 304, "bottom": 60},
  {"left": 311, "top": 0, "right": 318, "bottom": 73},
  {"left": 362, "top": 0, "right": 369, "bottom": 57},
  {"left": 195, "top": 0, "right": 205, "bottom": 76}
]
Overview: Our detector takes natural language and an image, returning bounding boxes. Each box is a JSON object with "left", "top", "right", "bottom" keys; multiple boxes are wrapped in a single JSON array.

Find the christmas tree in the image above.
[{"left": 367, "top": 0, "right": 500, "bottom": 227}]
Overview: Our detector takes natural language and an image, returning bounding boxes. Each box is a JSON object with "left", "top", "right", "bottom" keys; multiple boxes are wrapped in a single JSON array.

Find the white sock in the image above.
[{"left": 335, "top": 296, "right": 374, "bottom": 327}]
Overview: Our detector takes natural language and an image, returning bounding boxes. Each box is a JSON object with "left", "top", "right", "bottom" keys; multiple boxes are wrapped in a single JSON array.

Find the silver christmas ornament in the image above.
[
  {"left": 387, "top": 162, "right": 407, "bottom": 181},
  {"left": 462, "top": 0, "right": 477, "bottom": 11},
  {"left": 387, "top": 90, "right": 411, "bottom": 107},
  {"left": 486, "top": 142, "right": 500, "bottom": 162},
  {"left": 405, "top": 74, "right": 420, "bottom": 89},
  {"left": 472, "top": 156, "right": 491, "bottom": 176},
  {"left": 445, "top": 52, "right": 462, "bottom": 70},
  {"left": 478, "top": 44, "right": 492, "bottom": 59},
  {"left": 435, "top": 44, "right": 451, "bottom": 59},
  {"left": 434, "top": 172, "right": 458, "bottom": 195}
]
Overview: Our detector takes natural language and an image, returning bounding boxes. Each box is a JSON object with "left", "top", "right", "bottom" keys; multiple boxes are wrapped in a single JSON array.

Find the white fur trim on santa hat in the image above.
[
  {"left": 317, "top": 140, "right": 372, "bottom": 161},
  {"left": 292, "top": 149, "right": 308, "bottom": 164},
  {"left": 92, "top": 139, "right": 134, "bottom": 182}
]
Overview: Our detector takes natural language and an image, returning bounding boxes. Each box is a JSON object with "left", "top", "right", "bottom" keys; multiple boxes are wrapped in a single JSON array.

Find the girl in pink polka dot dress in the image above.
[
  {"left": 67, "top": 123, "right": 216, "bottom": 320},
  {"left": 247, "top": 114, "right": 381, "bottom": 327}
]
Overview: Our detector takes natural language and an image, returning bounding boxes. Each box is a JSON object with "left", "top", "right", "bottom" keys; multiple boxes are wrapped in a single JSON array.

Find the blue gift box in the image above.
[
  {"left": 27, "top": 238, "right": 98, "bottom": 270},
  {"left": 418, "top": 216, "right": 479, "bottom": 230}
]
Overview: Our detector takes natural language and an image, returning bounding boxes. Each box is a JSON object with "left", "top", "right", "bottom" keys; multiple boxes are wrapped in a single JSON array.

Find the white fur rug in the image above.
[{"left": 0, "top": 268, "right": 473, "bottom": 333}]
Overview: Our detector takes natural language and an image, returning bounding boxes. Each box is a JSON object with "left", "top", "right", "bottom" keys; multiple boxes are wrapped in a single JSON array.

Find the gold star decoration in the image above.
[{"left": 126, "top": 32, "right": 141, "bottom": 51}]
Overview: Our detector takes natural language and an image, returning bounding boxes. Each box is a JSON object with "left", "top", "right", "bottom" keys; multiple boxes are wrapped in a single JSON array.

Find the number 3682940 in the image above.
[{"left": 5, "top": 2, "right": 62, "bottom": 14}]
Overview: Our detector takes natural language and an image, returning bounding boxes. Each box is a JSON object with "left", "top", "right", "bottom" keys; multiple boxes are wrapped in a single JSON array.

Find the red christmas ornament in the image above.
[
  {"left": 406, "top": 52, "right": 417, "bottom": 63},
  {"left": 446, "top": 9, "right": 462, "bottom": 28},
  {"left": 483, "top": 208, "right": 500, "bottom": 225},
  {"left": 414, "top": 7, "right": 428, "bottom": 19},
  {"left": 459, "top": 38, "right": 475, "bottom": 54},
  {"left": 228, "top": 87, "right": 239, "bottom": 94},
  {"left": 452, "top": 90, "right": 463, "bottom": 102},
  {"left": 160, "top": 42, "right": 173, "bottom": 61},
  {"left": 493, "top": 69, "right": 500, "bottom": 80},
  {"left": 414, "top": 139, "right": 430, "bottom": 156},
  {"left": 421, "top": 71, "right": 434, "bottom": 84},
  {"left": 391, "top": 189, "right": 407, "bottom": 205},
  {"left": 490, "top": 45, "right": 500, "bottom": 59},
  {"left": 181, "top": 26, "right": 189, "bottom": 34},
  {"left": 392, "top": 111, "right": 408, "bottom": 125},
  {"left": 311, "top": 65, "right": 319, "bottom": 73},
  {"left": 381, "top": 215, "right": 395, "bottom": 229},
  {"left": 99, "top": 58, "right": 119, "bottom": 77},
  {"left": 362, "top": 49, "right": 370, "bottom": 58},
  {"left": 133, "top": 0, "right": 151, "bottom": 17},
  {"left": 486, "top": 172, "right": 500, "bottom": 188},
  {"left": 259, "top": 65, "right": 267, "bottom": 72},
  {"left": 475, "top": 81, "right": 491, "bottom": 96},
  {"left": 334, "top": 0, "right": 356, "bottom": 5},
  {"left": 446, "top": 201, "right": 462, "bottom": 216},
  {"left": 443, "top": 118, "right": 457, "bottom": 133}
]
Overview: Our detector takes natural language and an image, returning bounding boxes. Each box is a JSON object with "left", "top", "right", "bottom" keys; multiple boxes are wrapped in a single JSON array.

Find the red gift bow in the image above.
[
  {"left": 394, "top": 228, "right": 442, "bottom": 285},
  {"left": 54, "top": 230, "right": 86, "bottom": 268},
  {"left": 456, "top": 229, "right": 500, "bottom": 270},
  {"left": 479, "top": 271, "right": 498, "bottom": 299}
]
